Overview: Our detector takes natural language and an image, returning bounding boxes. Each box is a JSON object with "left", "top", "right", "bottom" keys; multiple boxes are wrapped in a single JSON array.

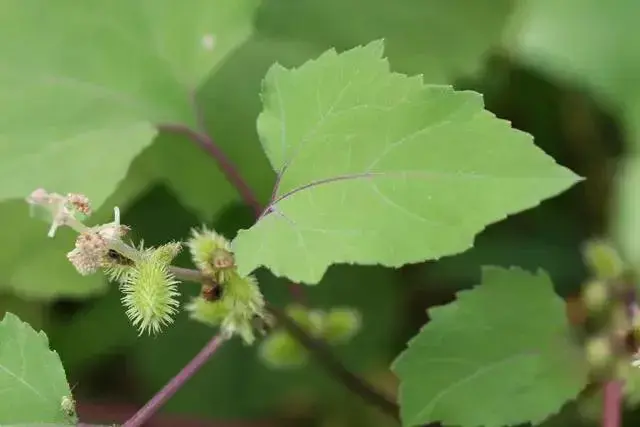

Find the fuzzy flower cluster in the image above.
[
  {"left": 27, "top": 189, "right": 92, "bottom": 237},
  {"left": 26, "top": 190, "right": 267, "bottom": 342},
  {"left": 26, "top": 189, "right": 182, "bottom": 335},
  {"left": 185, "top": 227, "right": 266, "bottom": 344}
]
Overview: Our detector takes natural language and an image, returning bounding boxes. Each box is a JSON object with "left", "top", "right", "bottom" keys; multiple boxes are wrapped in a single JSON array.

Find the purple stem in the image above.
[
  {"left": 603, "top": 380, "right": 622, "bottom": 427},
  {"left": 158, "top": 122, "right": 306, "bottom": 302},
  {"left": 122, "top": 334, "right": 227, "bottom": 427},
  {"left": 158, "top": 123, "right": 263, "bottom": 218}
]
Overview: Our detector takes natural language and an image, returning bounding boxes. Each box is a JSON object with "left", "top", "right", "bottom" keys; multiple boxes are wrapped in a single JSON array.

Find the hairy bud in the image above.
[
  {"left": 582, "top": 239, "right": 625, "bottom": 280},
  {"left": 581, "top": 279, "right": 611, "bottom": 314},
  {"left": 187, "top": 227, "right": 235, "bottom": 281},
  {"left": 186, "top": 272, "right": 265, "bottom": 344},
  {"left": 60, "top": 394, "right": 77, "bottom": 421}
]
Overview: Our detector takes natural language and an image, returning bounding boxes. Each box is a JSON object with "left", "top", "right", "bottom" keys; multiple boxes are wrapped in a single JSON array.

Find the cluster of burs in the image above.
[
  {"left": 27, "top": 189, "right": 361, "bottom": 370},
  {"left": 580, "top": 240, "right": 640, "bottom": 390},
  {"left": 186, "top": 227, "right": 362, "bottom": 369}
]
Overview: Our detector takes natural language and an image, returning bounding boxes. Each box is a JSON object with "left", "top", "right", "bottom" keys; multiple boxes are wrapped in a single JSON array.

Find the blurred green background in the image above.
[{"left": 3, "top": 0, "right": 640, "bottom": 425}]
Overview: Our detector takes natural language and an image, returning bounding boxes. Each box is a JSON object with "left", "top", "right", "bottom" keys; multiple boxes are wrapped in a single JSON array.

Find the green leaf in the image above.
[
  {"left": 257, "top": 0, "right": 516, "bottom": 83},
  {"left": 146, "top": 131, "right": 240, "bottom": 220},
  {"left": 0, "top": 0, "right": 258, "bottom": 209},
  {"left": 392, "top": 267, "right": 588, "bottom": 427},
  {"left": 0, "top": 312, "right": 73, "bottom": 424},
  {"left": 232, "top": 41, "right": 581, "bottom": 284},
  {"left": 0, "top": 142, "right": 165, "bottom": 300},
  {"left": 613, "top": 155, "right": 640, "bottom": 267},
  {"left": 508, "top": 0, "right": 640, "bottom": 119}
]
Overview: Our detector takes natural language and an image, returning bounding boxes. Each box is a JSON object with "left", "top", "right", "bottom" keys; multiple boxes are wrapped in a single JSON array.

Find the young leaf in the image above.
[
  {"left": 0, "top": 313, "right": 74, "bottom": 424},
  {"left": 0, "top": 0, "right": 258, "bottom": 209},
  {"left": 391, "top": 267, "right": 588, "bottom": 427},
  {"left": 232, "top": 41, "right": 581, "bottom": 284}
]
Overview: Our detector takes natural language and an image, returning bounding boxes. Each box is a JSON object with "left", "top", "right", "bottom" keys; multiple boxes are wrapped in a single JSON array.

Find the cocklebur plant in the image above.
[{"left": 2, "top": 23, "right": 629, "bottom": 427}]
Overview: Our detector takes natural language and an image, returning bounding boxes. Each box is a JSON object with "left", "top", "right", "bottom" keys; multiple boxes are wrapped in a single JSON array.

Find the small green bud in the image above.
[
  {"left": 187, "top": 271, "right": 265, "bottom": 345},
  {"left": 582, "top": 239, "right": 625, "bottom": 280},
  {"left": 187, "top": 226, "right": 234, "bottom": 280},
  {"left": 322, "top": 307, "right": 362, "bottom": 344},
  {"left": 285, "top": 304, "right": 324, "bottom": 337},
  {"left": 259, "top": 330, "right": 308, "bottom": 369},
  {"left": 286, "top": 304, "right": 312, "bottom": 326},
  {"left": 120, "top": 245, "right": 181, "bottom": 335},
  {"left": 60, "top": 394, "right": 77, "bottom": 422},
  {"left": 585, "top": 335, "right": 614, "bottom": 370},
  {"left": 185, "top": 296, "right": 229, "bottom": 327},
  {"left": 581, "top": 279, "right": 611, "bottom": 313},
  {"left": 153, "top": 241, "right": 183, "bottom": 264}
]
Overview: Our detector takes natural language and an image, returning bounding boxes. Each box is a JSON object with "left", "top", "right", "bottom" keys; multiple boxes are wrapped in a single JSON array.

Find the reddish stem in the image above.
[
  {"left": 122, "top": 334, "right": 227, "bottom": 427},
  {"left": 603, "top": 380, "right": 622, "bottom": 427},
  {"left": 158, "top": 122, "right": 305, "bottom": 302},
  {"left": 157, "top": 124, "right": 262, "bottom": 218}
]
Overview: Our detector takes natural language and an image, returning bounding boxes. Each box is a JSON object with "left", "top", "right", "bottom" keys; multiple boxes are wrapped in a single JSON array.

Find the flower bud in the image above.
[
  {"left": 187, "top": 227, "right": 233, "bottom": 279},
  {"left": 581, "top": 279, "right": 611, "bottom": 313},
  {"left": 185, "top": 296, "right": 229, "bottom": 327},
  {"left": 259, "top": 330, "right": 308, "bottom": 369},
  {"left": 582, "top": 239, "right": 625, "bottom": 280},
  {"left": 66, "top": 193, "right": 92, "bottom": 217},
  {"left": 322, "top": 307, "right": 362, "bottom": 344},
  {"left": 60, "top": 395, "right": 77, "bottom": 421},
  {"left": 285, "top": 304, "right": 324, "bottom": 337},
  {"left": 585, "top": 335, "right": 615, "bottom": 370},
  {"left": 187, "top": 271, "right": 266, "bottom": 345}
]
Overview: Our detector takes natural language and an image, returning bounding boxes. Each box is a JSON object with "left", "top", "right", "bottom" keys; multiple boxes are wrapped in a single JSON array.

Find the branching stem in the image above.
[
  {"left": 166, "top": 266, "right": 400, "bottom": 420},
  {"left": 158, "top": 122, "right": 306, "bottom": 302},
  {"left": 122, "top": 123, "right": 396, "bottom": 425},
  {"left": 266, "top": 302, "right": 399, "bottom": 419}
]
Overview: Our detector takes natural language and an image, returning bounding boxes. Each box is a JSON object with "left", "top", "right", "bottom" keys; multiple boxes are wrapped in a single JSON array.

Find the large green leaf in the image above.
[
  {"left": 508, "top": 0, "right": 640, "bottom": 127},
  {"left": 146, "top": 132, "right": 240, "bottom": 220},
  {"left": 257, "top": 0, "right": 516, "bottom": 84},
  {"left": 0, "top": 312, "right": 73, "bottom": 424},
  {"left": 0, "top": 0, "right": 258, "bottom": 209},
  {"left": 232, "top": 41, "right": 581, "bottom": 284},
  {"left": 392, "top": 267, "right": 588, "bottom": 427},
  {"left": 0, "top": 140, "right": 164, "bottom": 299},
  {"left": 6, "top": 125, "right": 244, "bottom": 300},
  {"left": 613, "top": 155, "right": 640, "bottom": 266}
]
